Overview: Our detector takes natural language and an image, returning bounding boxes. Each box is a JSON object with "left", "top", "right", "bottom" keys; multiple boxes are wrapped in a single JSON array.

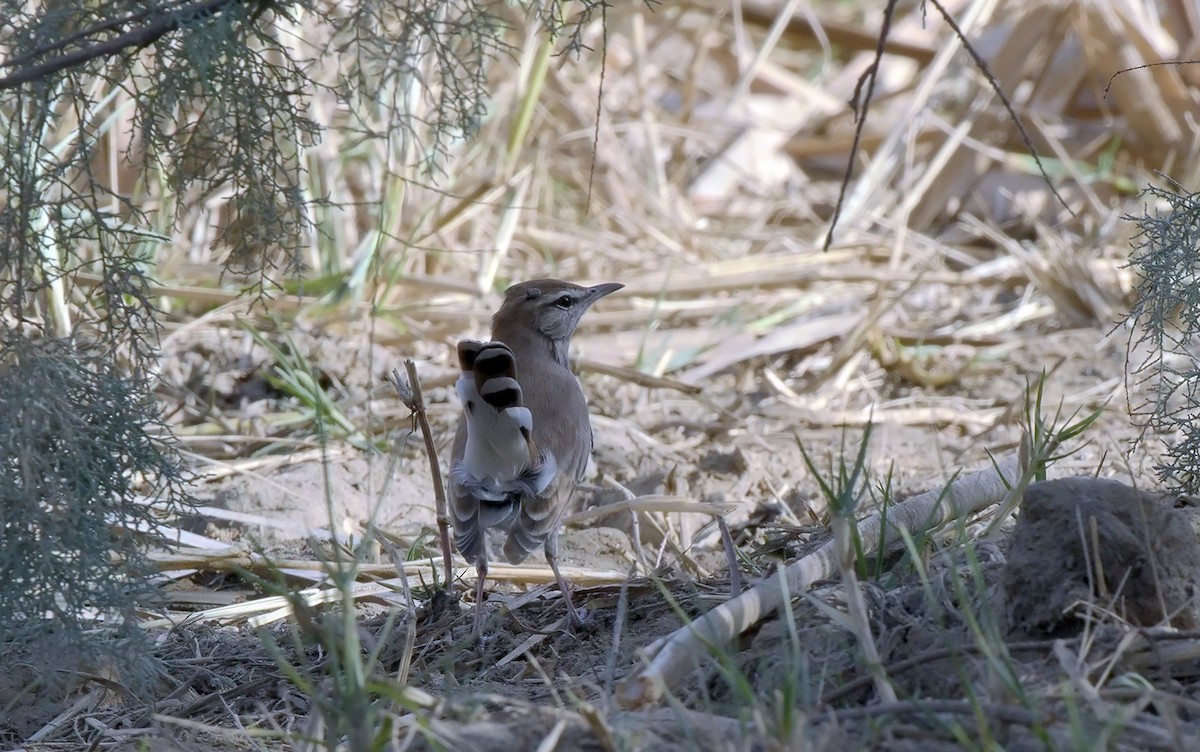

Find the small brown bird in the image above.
[{"left": 450, "top": 279, "right": 622, "bottom": 630}]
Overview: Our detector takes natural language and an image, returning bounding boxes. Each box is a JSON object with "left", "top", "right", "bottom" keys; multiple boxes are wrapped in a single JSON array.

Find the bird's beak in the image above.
[{"left": 584, "top": 282, "right": 624, "bottom": 306}]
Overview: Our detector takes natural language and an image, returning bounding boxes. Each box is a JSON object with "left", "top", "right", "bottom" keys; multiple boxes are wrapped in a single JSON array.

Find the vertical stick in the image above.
[
  {"left": 717, "top": 516, "right": 742, "bottom": 598},
  {"left": 393, "top": 362, "right": 453, "bottom": 590}
]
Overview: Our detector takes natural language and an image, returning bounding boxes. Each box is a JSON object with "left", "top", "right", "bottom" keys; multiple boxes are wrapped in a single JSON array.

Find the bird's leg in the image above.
[
  {"left": 544, "top": 529, "right": 582, "bottom": 626},
  {"left": 473, "top": 549, "right": 489, "bottom": 637}
]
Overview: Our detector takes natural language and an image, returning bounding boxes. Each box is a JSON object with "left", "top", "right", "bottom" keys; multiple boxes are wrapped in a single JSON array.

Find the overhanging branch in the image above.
[{"left": 0, "top": 0, "right": 273, "bottom": 90}]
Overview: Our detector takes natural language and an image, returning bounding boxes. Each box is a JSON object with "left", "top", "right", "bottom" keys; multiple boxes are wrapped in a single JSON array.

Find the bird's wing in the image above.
[{"left": 501, "top": 364, "right": 591, "bottom": 564}]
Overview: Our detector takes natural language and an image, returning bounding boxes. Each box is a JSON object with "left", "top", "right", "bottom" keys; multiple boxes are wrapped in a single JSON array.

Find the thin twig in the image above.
[
  {"left": 379, "top": 538, "right": 419, "bottom": 686},
  {"left": 602, "top": 476, "right": 648, "bottom": 570},
  {"left": 823, "top": 0, "right": 898, "bottom": 250},
  {"left": 828, "top": 698, "right": 1039, "bottom": 725},
  {"left": 578, "top": 701, "right": 619, "bottom": 752},
  {"left": 604, "top": 562, "right": 637, "bottom": 705},
  {"left": 717, "top": 516, "right": 741, "bottom": 598},
  {"left": 924, "top": 0, "right": 1072, "bottom": 217},
  {"left": 821, "top": 640, "right": 1057, "bottom": 704},
  {"left": 392, "top": 364, "right": 453, "bottom": 590}
]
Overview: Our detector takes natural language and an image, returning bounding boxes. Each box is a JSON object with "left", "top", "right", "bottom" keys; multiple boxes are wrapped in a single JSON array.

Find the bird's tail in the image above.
[
  {"left": 455, "top": 340, "right": 542, "bottom": 474},
  {"left": 452, "top": 339, "right": 556, "bottom": 563},
  {"left": 452, "top": 494, "right": 519, "bottom": 564},
  {"left": 502, "top": 481, "right": 570, "bottom": 564}
]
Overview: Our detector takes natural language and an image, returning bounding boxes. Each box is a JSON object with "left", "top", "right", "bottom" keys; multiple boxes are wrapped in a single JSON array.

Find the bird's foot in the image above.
[{"left": 559, "top": 589, "right": 597, "bottom": 632}]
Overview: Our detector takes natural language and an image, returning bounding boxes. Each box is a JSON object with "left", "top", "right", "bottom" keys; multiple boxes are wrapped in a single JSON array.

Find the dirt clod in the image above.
[{"left": 1003, "top": 477, "right": 1200, "bottom": 636}]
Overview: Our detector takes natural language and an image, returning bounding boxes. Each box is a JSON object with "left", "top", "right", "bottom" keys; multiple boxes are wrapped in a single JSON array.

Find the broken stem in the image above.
[{"left": 394, "top": 362, "right": 454, "bottom": 590}]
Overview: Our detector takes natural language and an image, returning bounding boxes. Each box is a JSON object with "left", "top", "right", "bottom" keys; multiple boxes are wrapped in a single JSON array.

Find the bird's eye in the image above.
[{"left": 554, "top": 295, "right": 573, "bottom": 309}]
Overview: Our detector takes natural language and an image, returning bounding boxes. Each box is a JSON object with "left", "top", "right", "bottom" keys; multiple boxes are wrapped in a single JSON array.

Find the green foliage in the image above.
[
  {"left": 0, "top": 0, "right": 616, "bottom": 339},
  {"left": 0, "top": 0, "right": 519, "bottom": 332},
  {"left": 136, "top": 0, "right": 318, "bottom": 279},
  {"left": 239, "top": 317, "right": 376, "bottom": 448},
  {"left": 0, "top": 337, "right": 192, "bottom": 691},
  {"left": 1124, "top": 179, "right": 1200, "bottom": 493},
  {"left": 797, "top": 422, "right": 874, "bottom": 575},
  {"left": 981, "top": 373, "right": 1103, "bottom": 536}
]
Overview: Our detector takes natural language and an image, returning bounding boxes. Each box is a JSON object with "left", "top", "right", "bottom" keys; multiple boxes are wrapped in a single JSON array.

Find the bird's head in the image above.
[{"left": 492, "top": 279, "right": 623, "bottom": 346}]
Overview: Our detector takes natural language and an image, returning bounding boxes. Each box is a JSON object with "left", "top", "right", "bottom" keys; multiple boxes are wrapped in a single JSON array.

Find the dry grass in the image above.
[{"left": 7, "top": 0, "right": 1200, "bottom": 749}]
